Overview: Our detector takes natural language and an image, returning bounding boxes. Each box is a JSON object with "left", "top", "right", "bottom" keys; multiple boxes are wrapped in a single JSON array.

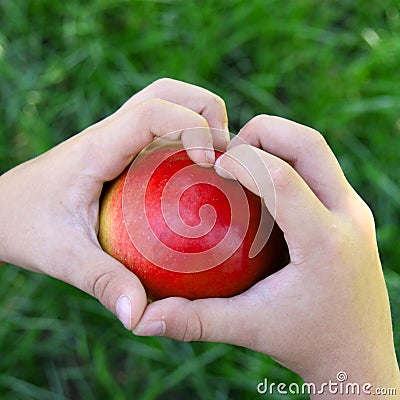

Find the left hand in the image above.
[{"left": 0, "top": 78, "right": 229, "bottom": 329}]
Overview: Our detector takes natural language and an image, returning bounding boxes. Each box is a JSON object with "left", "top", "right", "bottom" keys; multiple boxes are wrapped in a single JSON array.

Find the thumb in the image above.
[
  {"left": 132, "top": 295, "right": 262, "bottom": 348},
  {"left": 215, "top": 144, "right": 330, "bottom": 253},
  {"left": 72, "top": 244, "right": 148, "bottom": 330}
]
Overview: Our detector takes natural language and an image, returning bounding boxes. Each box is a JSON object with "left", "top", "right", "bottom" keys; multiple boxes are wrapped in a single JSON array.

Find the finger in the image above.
[
  {"left": 70, "top": 98, "right": 215, "bottom": 181},
  {"left": 229, "top": 115, "right": 353, "bottom": 211},
  {"left": 133, "top": 296, "right": 254, "bottom": 345},
  {"left": 122, "top": 78, "right": 229, "bottom": 150},
  {"left": 215, "top": 144, "right": 332, "bottom": 250},
  {"left": 57, "top": 240, "right": 148, "bottom": 330},
  {"left": 133, "top": 292, "right": 282, "bottom": 356}
]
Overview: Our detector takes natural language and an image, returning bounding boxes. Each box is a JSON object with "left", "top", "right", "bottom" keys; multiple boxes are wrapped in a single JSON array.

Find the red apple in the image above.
[{"left": 98, "top": 142, "right": 287, "bottom": 300}]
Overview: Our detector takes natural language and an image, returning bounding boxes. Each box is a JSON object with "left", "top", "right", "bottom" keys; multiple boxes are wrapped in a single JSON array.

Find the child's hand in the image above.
[
  {"left": 0, "top": 78, "right": 228, "bottom": 330},
  {"left": 134, "top": 116, "right": 399, "bottom": 397}
]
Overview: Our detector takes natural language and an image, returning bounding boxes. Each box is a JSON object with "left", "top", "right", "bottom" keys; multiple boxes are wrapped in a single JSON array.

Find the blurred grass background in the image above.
[{"left": 0, "top": 0, "right": 399, "bottom": 399}]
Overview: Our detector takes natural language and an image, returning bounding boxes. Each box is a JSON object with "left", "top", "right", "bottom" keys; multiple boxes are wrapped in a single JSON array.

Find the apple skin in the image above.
[{"left": 98, "top": 147, "right": 287, "bottom": 300}]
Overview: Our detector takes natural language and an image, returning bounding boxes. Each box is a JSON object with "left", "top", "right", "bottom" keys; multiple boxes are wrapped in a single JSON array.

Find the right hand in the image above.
[{"left": 134, "top": 115, "right": 400, "bottom": 398}]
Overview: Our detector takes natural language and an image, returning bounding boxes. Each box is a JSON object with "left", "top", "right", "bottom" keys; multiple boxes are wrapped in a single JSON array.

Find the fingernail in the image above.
[
  {"left": 206, "top": 149, "right": 215, "bottom": 164},
  {"left": 133, "top": 320, "right": 166, "bottom": 337},
  {"left": 214, "top": 156, "right": 234, "bottom": 179},
  {"left": 116, "top": 295, "right": 132, "bottom": 330}
]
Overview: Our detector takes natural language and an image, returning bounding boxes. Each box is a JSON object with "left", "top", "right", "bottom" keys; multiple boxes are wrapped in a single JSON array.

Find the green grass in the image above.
[{"left": 0, "top": 0, "right": 399, "bottom": 399}]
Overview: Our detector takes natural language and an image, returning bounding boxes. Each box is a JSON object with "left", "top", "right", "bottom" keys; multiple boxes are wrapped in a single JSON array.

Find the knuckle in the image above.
[
  {"left": 319, "top": 199, "right": 377, "bottom": 263},
  {"left": 134, "top": 97, "right": 162, "bottom": 118},
  {"left": 180, "top": 304, "right": 205, "bottom": 342},
  {"left": 270, "top": 161, "right": 294, "bottom": 191},
  {"left": 362, "top": 203, "right": 375, "bottom": 228},
  {"left": 306, "top": 128, "right": 328, "bottom": 150},
  {"left": 352, "top": 198, "right": 376, "bottom": 238},
  {"left": 210, "top": 93, "right": 226, "bottom": 110},
  {"left": 89, "top": 270, "right": 116, "bottom": 303},
  {"left": 245, "top": 114, "right": 270, "bottom": 130},
  {"left": 149, "top": 77, "right": 174, "bottom": 90}
]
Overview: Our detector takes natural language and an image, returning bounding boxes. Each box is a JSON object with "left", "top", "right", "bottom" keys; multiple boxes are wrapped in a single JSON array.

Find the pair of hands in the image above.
[{"left": 0, "top": 78, "right": 398, "bottom": 397}]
